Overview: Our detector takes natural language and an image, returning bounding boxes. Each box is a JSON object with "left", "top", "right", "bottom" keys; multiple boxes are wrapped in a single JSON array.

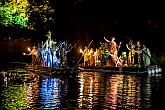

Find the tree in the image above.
[
  {"left": 24, "top": 0, "right": 55, "bottom": 30},
  {"left": 0, "top": 0, "right": 29, "bottom": 28},
  {"left": 0, "top": 0, "right": 55, "bottom": 30}
]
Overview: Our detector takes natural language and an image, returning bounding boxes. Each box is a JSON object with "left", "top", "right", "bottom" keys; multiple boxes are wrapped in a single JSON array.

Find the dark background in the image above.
[
  {"left": 56, "top": 1, "right": 164, "bottom": 49},
  {"left": 0, "top": 0, "right": 165, "bottom": 64}
]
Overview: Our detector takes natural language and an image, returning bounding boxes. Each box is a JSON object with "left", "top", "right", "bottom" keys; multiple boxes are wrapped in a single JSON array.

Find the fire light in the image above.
[
  {"left": 80, "top": 49, "right": 83, "bottom": 53},
  {"left": 27, "top": 47, "right": 31, "bottom": 52}
]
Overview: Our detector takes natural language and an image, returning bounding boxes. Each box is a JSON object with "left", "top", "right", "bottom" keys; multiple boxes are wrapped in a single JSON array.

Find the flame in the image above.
[
  {"left": 22, "top": 53, "right": 25, "bottom": 55},
  {"left": 80, "top": 49, "right": 83, "bottom": 53},
  {"left": 27, "top": 47, "right": 31, "bottom": 52}
]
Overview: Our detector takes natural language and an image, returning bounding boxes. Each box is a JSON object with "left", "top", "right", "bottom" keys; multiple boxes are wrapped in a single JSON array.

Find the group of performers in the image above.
[
  {"left": 26, "top": 31, "right": 151, "bottom": 68},
  {"left": 27, "top": 31, "right": 76, "bottom": 67},
  {"left": 81, "top": 36, "right": 151, "bottom": 68}
]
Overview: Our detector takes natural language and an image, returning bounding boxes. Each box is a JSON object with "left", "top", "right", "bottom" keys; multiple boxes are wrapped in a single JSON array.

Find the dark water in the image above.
[{"left": 0, "top": 66, "right": 164, "bottom": 110}]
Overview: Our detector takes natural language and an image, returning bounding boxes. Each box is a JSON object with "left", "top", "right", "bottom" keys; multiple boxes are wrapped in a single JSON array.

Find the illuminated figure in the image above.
[
  {"left": 60, "top": 41, "right": 77, "bottom": 66},
  {"left": 36, "top": 48, "right": 43, "bottom": 65},
  {"left": 40, "top": 49, "right": 46, "bottom": 66},
  {"left": 126, "top": 40, "right": 135, "bottom": 66},
  {"left": 104, "top": 36, "right": 122, "bottom": 65},
  {"left": 135, "top": 41, "right": 142, "bottom": 66},
  {"left": 43, "top": 47, "right": 51, "bottom": 67},
  {"left": 121, "top": 52, "right": 127, "bottom": 66},
  {"left": 94, "top": 48, "right": 99, "bottom": 66},
  {"left": 30, "top": 46, "right": 38, "bottom": 65},
  {"left": 142, "top": 45, "right": 151, "bottom": 68},
  {"left": 82, "top": 46, "right": 90, "bottom": 66},
  {"left": 88, "top": 48, "right": 95, "bottom": 66},
  {"left": 41, "top": 31, "right": 59, "bottom": 67},
  {"left": 97, "top": 47, "right": 103, "bottom": 66},
  {"left": 104, "top": 36, "right": 122, "bottom": 56},
  {"left": 52, "top": 48, "right": 59, "bottom": 67},
  {"left": 42, "top": 31, "right": 57, "bottom": 51}
]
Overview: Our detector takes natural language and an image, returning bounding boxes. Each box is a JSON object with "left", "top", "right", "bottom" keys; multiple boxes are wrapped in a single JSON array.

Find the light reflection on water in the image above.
[
  {"left": 39, "top": 77, "right": 62, "bottom": 109},
  {"left": 76, "top": 72, "right": 150, "bottom": 109},
  {"left": 0, "top": 69, "right": 162, "bottom": 109}
]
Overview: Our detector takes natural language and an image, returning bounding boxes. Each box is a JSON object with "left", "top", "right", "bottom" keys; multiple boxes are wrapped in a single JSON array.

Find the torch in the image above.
[{"left": 80, "top": 49, "right": 83, "bottom": 54}]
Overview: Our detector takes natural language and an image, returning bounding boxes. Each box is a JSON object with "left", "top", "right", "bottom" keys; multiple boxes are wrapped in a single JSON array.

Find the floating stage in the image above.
[
  {"left": 78, "top": 65, "right": 162, "bottom": 74},
  {"left": 26, "top": 64, "right": 162, "bottom": 75},
  {"left": 25, "top": 65, "right": 78, "bottom": 76},
  {"left": 78, "top": 65, "right": 147, "bottom": 74}
]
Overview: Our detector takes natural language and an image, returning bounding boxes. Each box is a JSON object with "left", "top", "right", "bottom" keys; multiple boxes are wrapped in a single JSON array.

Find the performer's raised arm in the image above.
[
  {"left": 126, "top": 44, "right": 131, "bottom": 50},
  {"left": 42, "top": 41, "right": 46, "bottom": 48},
  {"left": 52, "top": 40, "right": 57, "bottom": 45},
  {"left": 118, "top": 42, "right": 122, "bottom": 50},
  {"left": 104, "top": 37, "right": 110, "bottom": 42}
]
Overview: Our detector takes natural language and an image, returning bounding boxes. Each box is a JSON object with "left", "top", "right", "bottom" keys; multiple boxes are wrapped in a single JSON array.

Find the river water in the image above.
[{"left": 0, "top": 65, "right": 164, "bottom": 110}]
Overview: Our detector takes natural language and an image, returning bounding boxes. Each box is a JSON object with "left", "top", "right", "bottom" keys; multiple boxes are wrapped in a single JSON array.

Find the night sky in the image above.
[
  {"left": 55, "top": 1, "right": 164, "bottom": 50},
  {"left": 0, "top": 0, "right": 164, "bottom": 64},
  {"left": 0, "top": 1, "right": 164, "bottom": 51}
]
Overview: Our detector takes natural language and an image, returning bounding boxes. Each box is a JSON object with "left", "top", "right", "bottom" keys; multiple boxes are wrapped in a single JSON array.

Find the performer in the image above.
[
  {"left": 83, "top": 46, "right": 90, "bottom": 66},
  {"left": 52, "top": 48, "right": 59, "bottom": 67},
  {"left": 126, "top": 40, "right": 135, "bottom": 66},
  {"left": 104, "top": 36, "right": 122, "bottom": 65},
  {"left": 42, "top": 30, "right": 57, "bottom": 51},
  {"left": 36, "top": 48, "right": 43, "bottom": 65},
  {"left": 97, "top": 47, "right": 103, "bottom": 66},
  {"left": 135, "top": 41, "right": 142, "bottom": 66},
  {"left": 30, "top": 46, "right": 38, "bottom": 65},
  {"left": 88, "top": 48, "right": 95, "bottom": 66},
  {"left": 40, "top": 48, "right": 46, "bottom": 66},
  {"left": 94, "top": 48, "right": 99, "bottom": 66},
  {"left": 104, "top": 37, "right": 121, "bottom": 55},
  {"left": 45, "top": 47, "right": 53, "bottom": 67},
  {"left": 121, "top": 52, "right": 127, "bottom": 66},
  {"left": 142, "top": 45, "right": 151, "bottom": 68}
]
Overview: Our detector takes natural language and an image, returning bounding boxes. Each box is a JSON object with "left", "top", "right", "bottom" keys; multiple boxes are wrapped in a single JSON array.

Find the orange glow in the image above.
[
  {"left": 77, "top": 72, "right": 99, "bottom": 109},
  {"left": 80, "top": 49, "right": 83, "bottom": 53},
  {"left": 27, "top": 47, "right": 31, "bottom": 52}
]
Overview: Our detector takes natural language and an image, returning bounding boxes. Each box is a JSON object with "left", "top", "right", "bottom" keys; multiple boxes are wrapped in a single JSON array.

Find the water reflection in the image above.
[
  {"left": 25, "top": 75, "right": 40, "bottom": 109},
  {"left": 39, "top": 77, "right": 62, "bottom": 109},
  {"left": 0, "top": 71, "right": 40, "bottom": 110},
  {"left": 77, "top": 72, "right": 153, "bottom": 109},
  {"left": 0, "top": 69, "right": 162, "bottom": 109},
  {"left": 77, "top": 72, "right": 100, "bottom": 109},
  {"left": 104, "top": 74, "right": 142, "bottom": 110},
  {"left": 0, "top": 71, "right": 18, "bottom": 86}
]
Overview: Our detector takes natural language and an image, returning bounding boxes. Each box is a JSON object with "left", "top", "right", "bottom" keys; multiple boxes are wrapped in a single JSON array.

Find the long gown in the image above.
[{"left": 143, "top": 47, "right": 151, "bottom": 67}]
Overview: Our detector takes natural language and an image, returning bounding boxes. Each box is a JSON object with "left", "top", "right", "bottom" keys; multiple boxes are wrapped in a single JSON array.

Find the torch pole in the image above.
[{"left": 75, "top": 40, "right": 93, "bottom": 67}]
